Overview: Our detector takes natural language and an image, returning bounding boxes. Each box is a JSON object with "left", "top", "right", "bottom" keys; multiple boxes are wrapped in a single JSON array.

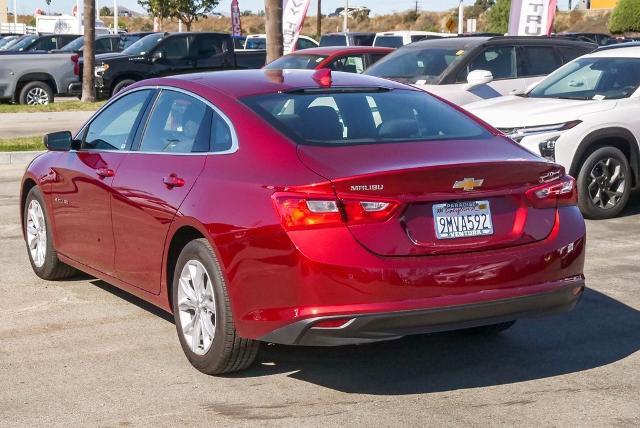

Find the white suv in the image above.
[
  {"left": 465, "top": 44, "right": 640, "bottom": 219},
  {"left": 372, "top": 31, "right": 453, "bottom": 48}
]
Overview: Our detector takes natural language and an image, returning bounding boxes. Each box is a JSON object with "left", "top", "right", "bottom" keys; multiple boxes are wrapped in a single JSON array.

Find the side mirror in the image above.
[
  {"left": 465, "top": 69, "right": 493, "bottom": 90},
  {"left": 43, "top": 131, "right": 73, "bottom": 151},
  {"left": 151, "top": 51, "right": 164, "bottom": 62}
]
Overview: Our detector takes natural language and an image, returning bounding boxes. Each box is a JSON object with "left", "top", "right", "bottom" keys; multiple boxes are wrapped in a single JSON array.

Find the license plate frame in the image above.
[{"left": 433, "top": 200, "right": 494, "bottom": 240}]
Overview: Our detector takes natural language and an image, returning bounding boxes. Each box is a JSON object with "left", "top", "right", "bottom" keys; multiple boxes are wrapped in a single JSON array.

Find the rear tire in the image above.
[
  {"left": 111, "top": 79, "right": 135, "bottom": 97},
  {"left": 172, "top": 238, "right": 259, "bottom": 375},
  {"left": 24, "top": 187, "right": 76, "bottom": 280},
  {"left": 460, "top": 321, "right": 516, "bottom": 335},
  {"left": 577, "top": 146, "right": 631, "bottom": 220},
  {"left": 19, "top": 81, "right": 54, "bottom": 105}
]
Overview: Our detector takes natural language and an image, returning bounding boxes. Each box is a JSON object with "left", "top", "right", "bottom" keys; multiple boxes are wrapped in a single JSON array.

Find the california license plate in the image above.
[{"left": 433, "top": 200, "right": 494, "bottom": 240}]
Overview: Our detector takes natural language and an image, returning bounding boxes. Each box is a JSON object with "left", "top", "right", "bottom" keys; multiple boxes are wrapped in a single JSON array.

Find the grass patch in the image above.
[
  {"left": 0, "top": 101, "right": 104, "bottom": 114},
  {"left": 0, "top": 136, "right": 45, "bottom": 152}
]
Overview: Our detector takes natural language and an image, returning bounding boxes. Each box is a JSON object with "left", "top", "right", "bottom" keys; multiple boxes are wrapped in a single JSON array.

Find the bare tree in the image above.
[
  {"left": 81, "top": 0, "right": 96, "bottom": 103},
  {"left": 265, "top": 0, "right": 283, "bottom": 63}
]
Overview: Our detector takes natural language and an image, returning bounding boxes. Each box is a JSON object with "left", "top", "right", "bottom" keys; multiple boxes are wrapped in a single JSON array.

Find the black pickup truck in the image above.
[{"left": 83, "top": 32, "right": 267, "bottom": 98}]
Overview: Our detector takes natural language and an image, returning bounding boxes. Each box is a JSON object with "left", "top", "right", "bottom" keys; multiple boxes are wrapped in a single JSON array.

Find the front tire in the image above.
[
  {"left": 172, "top": 238, "right": 259, "bottom": 375},
  {"left": 19, "top": 81, "right": 54, "bottom": 105},
  {"left": 111, "top": 79, "right": 135, "bottom": 97},
  {"left": 577, "top": 146, "right": 631, "bottom": 220},
  {"left": 24, "top": 187, "right": 76, "bottom": 280}
]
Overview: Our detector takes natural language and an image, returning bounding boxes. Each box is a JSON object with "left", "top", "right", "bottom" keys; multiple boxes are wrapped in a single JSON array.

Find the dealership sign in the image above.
[
  {"left": 283, "top": 0, "right": 311, "bottom": 54},
  {"left": 231, "top": 0, "right": 242, "bottom": 37},
  {"left": 508, "top": 0, "right": 557, "bottom": 36}
]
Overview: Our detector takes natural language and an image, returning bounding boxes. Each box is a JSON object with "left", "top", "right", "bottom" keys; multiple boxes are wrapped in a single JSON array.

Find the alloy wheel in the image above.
[
  {"left": 26, "top": 199, "right": 47, "bottom": 267},
  {"left": 177, "top": 260, "right": 216, "bottom": 355},
  {"left": 25, "top": 87, "right": 49, "bottom": 105},
  {"left": 587, "top": 157, "right": 626, "bottom": 210}
]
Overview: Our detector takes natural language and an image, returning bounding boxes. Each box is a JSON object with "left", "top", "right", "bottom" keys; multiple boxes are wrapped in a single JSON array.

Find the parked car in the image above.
[
  {"left": 263, "top": 46, "right": 393, "bottom": 73},
  {"left": 555, "top": 32, "right": 617, "bottom": 46},
  {"left": 231, "top": 35, "right": 246, "bottom": 50},
  {"left": 319, "top": 32, "right": 375, "bottom": 47},
  {"left": 52, "top": 32, "right": 153, "bottom": 55},
  {"left": 465, "top": 44, "right": 640, "bottom": 219},
  {"left": 85, "top": 32, "right": 267, "bottom": 99},
  {"left": 365, "top": 36, "right": 596, "bottom": 105},
  {"left": 0, "top": 35, "right": 19, "bottom": 50},
  {"left": 0, "top": 34, "right": 79, "bottom": 54},
  {"left": 244, "top": 34, "right": 318, "bottom": 51},
  {"left": 0, "top": 52, "right": 79, "bottom": 104},
  {"left": 22, "top": 69, "right": 585, "bottom": 374},
  {"left": 372, "top": 31, "right": 452, "bottom": 48}
]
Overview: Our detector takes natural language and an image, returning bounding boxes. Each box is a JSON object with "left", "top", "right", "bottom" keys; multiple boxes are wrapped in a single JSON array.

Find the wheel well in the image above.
[
  {"left": 166, "top": 226, "right": 205, "bottom": 309},
  {"left": 20, "top": 179, "right": 37, "bottom": 229},
  {"left": 570, "top": 135, "right": 639, "bottom": 188},
  {"left": 16, "top": 73, "right": 58, "bottom": 99}
]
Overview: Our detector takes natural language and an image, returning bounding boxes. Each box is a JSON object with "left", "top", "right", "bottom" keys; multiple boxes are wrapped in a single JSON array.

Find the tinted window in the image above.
[
  {"left": 210, "top": 110, "right": 233, "bottom": 152},
  {"left": 320, "top": 35, "right": 347, "bottom": 47},
  {"left": 59, "top": 36, "right": 85, "bottom": 52},
  {"left": 246, "top": 38, "right": 266, "bottom": 49},
  {"left": 7, "top": 35, "right": 37, "bottom": 51},
  {"left": 467, "top": 46, "right": 516, "bottom": 80},
  {"left": 558, "top": 46, "right": 592, "bottom": 63},
  {"left": 196, "top": 34, "right": 225, "bottom": 58},
  {"left": 119, "top": 34, "right": 143, "bottom": 51},
  {"left": 366, "top": 47, "right": 464, "bottom": 84},
  {"left": 328, "top": 55, "right": 365, "bottom": 73},
  {"left": 84, "top": 90, "right": 150, "bottom": 151},
  {"left": 264, "top": 54, "right": 327, "bottom": 70},
  {"left": 352, "top": 34, "right": 375, "bottom": 46},
  {"left": 243, "top": 89, "right": 489, "bottom": 146},
  {"left": 95, "top": 37, "right": 113, "bottom": 54},
  {"left": 520, "top": 46, "right": 561, "bottom": 77},
  {"left": 139, "top": 91, "right": 209, "bottom": 153},
  {"left": 158, "top": 36, "right": 193, "bottom": 60},
  {"left": 122, "top": 33, "right": 163, "bottom": 55},
  {"left": 31, "top": 36, "right": 57, "bottom": 51},
  {"left": 374, "top": 36, "right": 404, "bottom": 48},
  {"left": 296, "top": 37, "right": 317, "bottom": 50},
  {"left": 411, "top": 35, "right": 428, "bottom": 42}
]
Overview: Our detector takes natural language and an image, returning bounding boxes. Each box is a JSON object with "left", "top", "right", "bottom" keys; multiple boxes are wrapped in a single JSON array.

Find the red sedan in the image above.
[
  {"left": 263, "top": 46, "right": 394, "bottom": 73},
  {"left": 21, "top": 69, "right": 586, "bottom": 374}
]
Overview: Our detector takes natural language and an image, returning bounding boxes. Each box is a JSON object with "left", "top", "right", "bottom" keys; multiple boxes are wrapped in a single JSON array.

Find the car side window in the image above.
[
  {"left": 95, "top": 38, "right": 112, "bottom": 54},
  {"left": 558, "top": 46, "right": 591, "bottom": 63},
  {"left": 296, "top": 38, "right": 316, "bottom": 50},
  {"left": 195, "top": 34, "right": 224, "bottom": 58},
  {"left": 519, "top": 46, "right": 562, "bottom": 77},
  {"left": 157, "top": 36, "right": 193, "bottom": 61},
  {"left": 33, "top": 37, "right": 56, "bottom": 51},
  {"left": 84, "top": 90, "right": 151, "bottom": 151},
  {"left": 329, "top": 55, "right": 365, "bottom": 73},
  {"left": 466, "top": 46, "right": 517, "bottom": 80},
  {"left": 139, "top": 91, "right": 209, "bottom": 153},
  {"left": 210, "top": 109, "right": 233, "bottom": 152},
  {"left": 369, "top": 53, "right": 388, "bottom": 66}
]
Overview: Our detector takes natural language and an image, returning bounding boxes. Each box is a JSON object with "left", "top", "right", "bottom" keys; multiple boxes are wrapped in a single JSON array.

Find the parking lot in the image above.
[{"left": 0, "top": 161, "right": 638, "bottom": 426}]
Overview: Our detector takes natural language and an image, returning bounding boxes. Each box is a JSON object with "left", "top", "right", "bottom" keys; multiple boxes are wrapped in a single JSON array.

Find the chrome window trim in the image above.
[{"left": 73, "top": 85, "right": 239, "bottom": 155}]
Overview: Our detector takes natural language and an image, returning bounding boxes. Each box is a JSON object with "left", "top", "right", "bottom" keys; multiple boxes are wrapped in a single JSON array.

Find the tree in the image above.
[
  {"left": 137, "top": 0, "right": 173, "bottom": 24},
  {"left": 172, "top": 0, "right": 219, "bottom": 31},
  {"left": 100, "top": 6, "right": 112, "bottom": 16},
  {"left": 610, "top": 0, "right": 640, "bottom": 34},
  {"left": 485, "top": 0, "right": 510, "bottom": 34},
  {"left": 265, "top": 0, "right": 283, "bottom": 63},
  {"left": 82, "top": 0, "right": 96, "bottom": 103}
]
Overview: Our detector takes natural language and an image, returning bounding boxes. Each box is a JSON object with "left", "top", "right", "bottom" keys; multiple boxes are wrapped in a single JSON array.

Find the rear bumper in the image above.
[{"left": 260, "top": 277, "right": 585, "bottom": 346}]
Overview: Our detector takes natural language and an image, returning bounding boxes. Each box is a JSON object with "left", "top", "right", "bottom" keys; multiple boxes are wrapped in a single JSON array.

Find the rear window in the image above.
[
  {"left": 320, "top": 35, "right": 347, "bottom": 47},
  {"left": 264, "top": 54, "right": 327, "bottom": 70},
  {"left": 242, "top": 89, "right": 489, "bottom": 146},
  {"left": 246, "top": 38, "right": 266, "bottom": 49},
  {"left": 374, "top": 36, "right": 404, "bottom": 48}
]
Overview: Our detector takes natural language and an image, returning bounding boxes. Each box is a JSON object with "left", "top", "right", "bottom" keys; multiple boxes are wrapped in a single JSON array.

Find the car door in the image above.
[
  {"left": 110, "top": 89, "right": 215, "bottom": 294},
  {"left": 148, "top": 35, "right": 197, "bottom": 77},
  {"left": 193, "top": 33, "right": 234, "bottom": 71},
  {"left": 49, "top": 89, "right": 153, "bottom": 275}
]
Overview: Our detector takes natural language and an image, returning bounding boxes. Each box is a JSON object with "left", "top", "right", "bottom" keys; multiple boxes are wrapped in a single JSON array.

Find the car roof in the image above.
[
  {"left": 405, "top": 35, "right": 596, "bottom": 50},
  {"left": 288, "top": 46, "right": 394, "bottom": 55},
  {"left": 322, "top": 32, "right": 375, "bottom": 36},
  {"left": 586, "top": 44, "right": 640, "bottom": 57},
  {"left": 374, "top": 31, "right": 445, "bottom": 36},
  {"left": 152, "top": 69, "right": 413, "bottom": 99}
]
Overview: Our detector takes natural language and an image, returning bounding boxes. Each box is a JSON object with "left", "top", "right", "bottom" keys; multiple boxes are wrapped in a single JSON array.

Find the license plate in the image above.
[{"left": 433, "top": 200, "right": 494, "bottom": 240}]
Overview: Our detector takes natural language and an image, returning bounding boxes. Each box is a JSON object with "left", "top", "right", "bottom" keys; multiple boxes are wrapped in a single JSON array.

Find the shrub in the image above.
[
  {"left": 610, "top": 0, "right": 640, "bottom": 34},
  {"left": 485, "top": 0, "right": 510, "bottom": 34}
]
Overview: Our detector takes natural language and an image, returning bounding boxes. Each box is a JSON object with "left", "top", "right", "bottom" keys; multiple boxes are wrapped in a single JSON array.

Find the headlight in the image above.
[
  {"left": 94, "top": 63, "right": 109, "bottom": 75},
  {"left": 498, "top": 120, "right": 582, "bottom": 143}
]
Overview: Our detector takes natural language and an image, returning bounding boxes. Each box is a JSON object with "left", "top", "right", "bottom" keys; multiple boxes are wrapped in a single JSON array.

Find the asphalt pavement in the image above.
[
  {"left": 0, "top": 161, "right": 638, "bottom": 426},
  {"left": 0, "top": 110, "right": 95, "bottom": 138}
]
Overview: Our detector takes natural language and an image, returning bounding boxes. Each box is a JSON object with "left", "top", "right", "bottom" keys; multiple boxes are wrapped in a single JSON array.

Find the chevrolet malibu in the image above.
[{"left": 21, "top": 69, "right": 586, "bottom": 374}]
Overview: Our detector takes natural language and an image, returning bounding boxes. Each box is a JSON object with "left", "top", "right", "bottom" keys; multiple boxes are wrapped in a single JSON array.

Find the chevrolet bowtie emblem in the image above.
[{"left": 453, "top": 178, "right": 484, "bottom": 191}]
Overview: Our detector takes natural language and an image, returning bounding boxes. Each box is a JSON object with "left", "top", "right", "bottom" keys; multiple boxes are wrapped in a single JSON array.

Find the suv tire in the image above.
[{"left": 19, "top": 81, "right": 54, "bottom": 105}]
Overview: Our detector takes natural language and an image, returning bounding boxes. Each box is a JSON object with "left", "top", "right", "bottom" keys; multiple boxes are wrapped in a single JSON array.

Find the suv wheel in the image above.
[
  {"left": 19, "top": 81, "right": 53, "bottom": 105},
  {"left": 112, "top": 79, "right": 135, "bottom": 96},
  {"left": 172, "top": 238, "right": 259, "bottom": 375},
  {"left": 577, "top": 146, "right": 631, "bottom": 220}
]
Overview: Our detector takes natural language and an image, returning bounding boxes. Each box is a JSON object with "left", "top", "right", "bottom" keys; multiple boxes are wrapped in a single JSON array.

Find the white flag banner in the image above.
[
  {"left": 282, "top": 0, "right": 311, "bottom": 55},
  {"left": 508, "top": 0, "right": 557, "bottom": 36}
]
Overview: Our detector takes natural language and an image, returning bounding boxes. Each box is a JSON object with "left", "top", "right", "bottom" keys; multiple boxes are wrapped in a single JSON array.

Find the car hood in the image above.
[{"left": 465, "top": 95, "right": 617, "bottom": 128}]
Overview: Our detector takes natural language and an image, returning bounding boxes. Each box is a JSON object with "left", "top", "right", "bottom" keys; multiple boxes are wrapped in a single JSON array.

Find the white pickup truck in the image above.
[{"left": 0, "top": 52, "right": 80, "bottom": 104}]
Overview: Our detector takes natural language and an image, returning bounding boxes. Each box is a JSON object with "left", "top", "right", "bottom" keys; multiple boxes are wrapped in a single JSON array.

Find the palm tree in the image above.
[
  {"left": 265, "top": 0, "right": 283, "bottom": 63},
  {"left": 81, "top": 0, "right": 96, "bottom": 102}
]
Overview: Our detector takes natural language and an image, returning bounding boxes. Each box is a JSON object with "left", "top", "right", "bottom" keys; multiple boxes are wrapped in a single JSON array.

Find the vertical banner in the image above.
[
  {"left": 508, "top": 0, "right": 557, "bottom": 36},
  {"left": 283, "top": 0, "right": 311, "bottom": 55},
  {"left": 231, "top": 0, "right": 242, "bottom": 37}
]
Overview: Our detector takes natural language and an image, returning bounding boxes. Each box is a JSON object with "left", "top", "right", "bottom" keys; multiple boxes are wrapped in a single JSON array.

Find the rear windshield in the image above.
[
  {"left": 320, "top": 35, "right": 347, "bottom": 47},
  {"left": 374, "top": 36, "right": 404, "bottom": 48},
  {"left": 246, "top": 38, "right": 266, "bottom": 49},
  {"left": 242, "top": 89, "right": 489, "bottom": 146},
  {"left": 365, "top": 47, "right": 465, "bottom": 84},
  {"left": 264, "top": 54, "right": 327, "bottom": 70}
]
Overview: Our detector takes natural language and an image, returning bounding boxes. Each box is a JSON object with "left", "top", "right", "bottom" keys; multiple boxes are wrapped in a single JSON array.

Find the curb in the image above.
[{"left": 0, "top": 151, "right": 45, "bottom": 165}]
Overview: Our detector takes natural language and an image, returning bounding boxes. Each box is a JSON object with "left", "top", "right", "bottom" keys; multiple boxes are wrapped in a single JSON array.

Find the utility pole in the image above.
[
  {"left": 316, "top": 0, "right": 321, "bottom": 40},
  {"left": 113, "top": 0, "right": 118, "bottom": 33},
  {"left": 82, "top": 0, "right": 96, "bottom": 102},
  {"left": 457, "top": 0, "right": 463, "bottom": 35},
  {"left": 265, "top": 0, "right": 283, "bottom": 63},
  {"left": 342, "top": 0, "right": 348, "bottom": 32},
  {"left": 415, "top": 0, "right": 418, "bottom": 14}
]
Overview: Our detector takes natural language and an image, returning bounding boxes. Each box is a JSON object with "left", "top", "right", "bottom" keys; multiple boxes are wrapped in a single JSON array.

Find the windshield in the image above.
[
  {"left": 365, "top": 46, "right": 465, "bottom": 84},
  {"left": 242, "top": 89, "right": 489, "bottom": 146},
  {"left": 0, "top": 36, "right": 17, "bottom": 49},
  {"left": 264, "top": 54, "right": 327, "bottom": 70},
  {"left": 320, "top": 35, "right": 346, "bottom": 47},
  {"left": 121, "top": 33, "right": 163, "bottom": 55},
  {"left": 374, "top": 36, "right": 404, "bottom": 48},
  {"left": 529, "top": 57, "right": 640, "bottom": 100},
  {"left": 7, "top": 35, "right": 37, "bottom": 51},
  {"left": 246, "top": 38, "right": 266, "bottom": 49},
  {"left": 59, "top": 36, "right": 85, "bottom": 52}
]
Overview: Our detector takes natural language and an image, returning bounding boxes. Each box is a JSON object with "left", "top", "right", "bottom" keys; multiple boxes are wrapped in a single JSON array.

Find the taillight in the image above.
[
  {"left": 273, "top": 194, "right": 398, "bottom": 230},
  {"left": 526, "top": 176, "right": 577, "bottom": 209},
  {"left": 71, "top": 54, "right": 79, "bottom": 76}
]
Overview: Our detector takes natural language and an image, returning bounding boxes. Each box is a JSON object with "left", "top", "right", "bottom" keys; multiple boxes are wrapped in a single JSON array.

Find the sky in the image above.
[{"left": 13, "top": 0, "right": 572, "bottom": 17}]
